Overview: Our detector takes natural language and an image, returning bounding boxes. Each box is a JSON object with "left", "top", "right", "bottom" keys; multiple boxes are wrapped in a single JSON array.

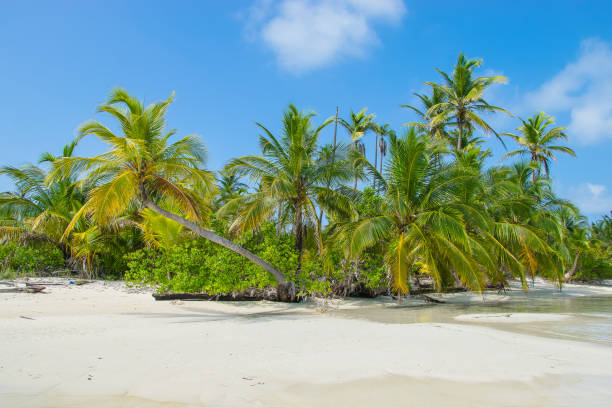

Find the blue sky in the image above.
[{"left": 2, "top": 0, "right": 612, "bottom": 219}]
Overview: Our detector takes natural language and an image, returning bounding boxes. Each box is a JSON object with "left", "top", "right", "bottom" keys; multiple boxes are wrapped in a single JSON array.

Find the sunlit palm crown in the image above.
[
  {"left": 0, "top": 140, "right": 86, "bottom": 244},
  {"left": 502, "top": 112, "right": 576, "bottom": 176},
  {"left": 220, "top": 105, "right": 355, "bottom": 245},
  {"left": 424, "top": 53, "right": 510, "bottom": 149},
  {"left": 49, "top": 88, "right": 215, "bottom": 237},
  {"left": 339, "top": 107, "right": 377, "bottom": 143}
]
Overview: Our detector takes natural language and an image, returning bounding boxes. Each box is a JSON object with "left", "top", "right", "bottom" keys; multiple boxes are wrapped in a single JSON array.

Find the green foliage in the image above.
[
  {"left": 0, "top": 242, "right": 64, "bottom": 274},
  {"left": 574, "top": 246, "right": 612, "bottom": 281},
  {"left": 0, "top": 54, "right": 600, "bottom": 296},
  {"left": 126, "top": 223, "right": 291, "bottom": 293}
]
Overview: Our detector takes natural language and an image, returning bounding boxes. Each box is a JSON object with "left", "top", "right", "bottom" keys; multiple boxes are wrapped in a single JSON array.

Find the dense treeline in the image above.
[{"left": 1, "top": 53, "right": 611, "bottom": 298}]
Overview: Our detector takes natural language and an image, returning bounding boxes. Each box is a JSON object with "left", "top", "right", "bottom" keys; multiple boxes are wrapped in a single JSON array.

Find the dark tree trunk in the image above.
[
  {"left": 564, "top": 252, "right": 580, "bottom": 281},
  {"left": 141, "top": 197, "right": 290, "bottom": 289}
]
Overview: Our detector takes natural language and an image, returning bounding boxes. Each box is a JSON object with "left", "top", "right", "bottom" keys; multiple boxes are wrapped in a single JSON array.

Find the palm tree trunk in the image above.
[
  {"left": 294, "top": 201, "right": 304, "bottom": 272},
  {"left": 457, "top": 116, "right": 463, "bottom": 150},
  {"left": 353, "top": 141, "right": 358, "bottom": 189},
  {"left": 373, "top": 132, "right": 378, "bottom": 190},
  {"left": 315, "top": 106, "right": 339, "bottom": 255},
  {"left": 564, "top": 252, "right": 580, "bottom": 281},
  {"left": 141, "top": 197, "right": 295, "bottom": 300},
  {"left": 276, "top": 203, "right": 282, "bottom": 238}
]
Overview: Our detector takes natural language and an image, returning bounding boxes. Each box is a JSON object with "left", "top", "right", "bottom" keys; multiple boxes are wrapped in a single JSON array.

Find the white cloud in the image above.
[
  {"left": 245, "top": 0, "right": 406, "bottom": 73},
  {"left": 586, "top": 182, "right": 606, "bottom": 198},
  {"left": 526, "top": 38, "right": 612, "bottom": 145},
  {"left": 566, "top": 182, "right": 612, "bottom": 216}
]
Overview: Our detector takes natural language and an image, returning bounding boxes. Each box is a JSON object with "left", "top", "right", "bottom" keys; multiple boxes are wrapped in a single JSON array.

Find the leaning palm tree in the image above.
[
  {"left": 338, "top": 108, "right": 376, "bottom": 188},
  {"left": 49, "top": 89, "right": 293, "bottom": 297},
  {"left": 220, "top": 105, "right": 355, "bottom": 270},
  {"left": 557, "top": 206, "right": 589, "bottom": 281},
  {"left": 502, "top": 112, "right": 576, "bottom": 177},
  {"left": 425, "top": 53, "right": 510, "bottom": 150},
  {"left": 343, "top": 127, "right": 493, "bottom": 296}
]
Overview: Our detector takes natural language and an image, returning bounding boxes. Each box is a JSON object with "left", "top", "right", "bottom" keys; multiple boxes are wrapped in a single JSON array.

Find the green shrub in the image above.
[
  {"left": 125, "top": 223, "right": 295, "bottom": 294},
  {"left": 0, "top": 242, "right": 65, "bottom": 274},
  {"left": 574, "top": 247, "right": 612, "bottom": 281}
]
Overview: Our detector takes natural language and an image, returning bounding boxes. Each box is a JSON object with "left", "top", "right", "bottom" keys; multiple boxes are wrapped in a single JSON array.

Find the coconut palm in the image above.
[
  {"left": 372, "top": 123, "right": 393, "bottom": 190},
  {"left": 338, "top": 108, "right": 376, "bottom": 188},
  {"left": 483, "top": 162, "right": 569, "bottom": 287},
  {"left": 502, "top": 112, "right": 576, "bottom": 177},
  {"left": 220, "top": 105, "right": 355, "bottom": 270},
  {"left": 49, "top": 89, "right": 293, "bottom": 296},
  {"left": 215, "top": 171, "right": 248, "bottom": 209},
  {"left": 557, "top": 207, "right": 589, "bottom": 281},
  {"left": 0, "top": 140, "right": 85, "bottom": 250},
  {"left": 425, "top": 53, "right": 510, "bottom": 150},
  {"left": 402, "top": 87, "right": 448, "bottom": 139},
  {"left": 343, "top": 128, "right": 494, "bottom": 296}
]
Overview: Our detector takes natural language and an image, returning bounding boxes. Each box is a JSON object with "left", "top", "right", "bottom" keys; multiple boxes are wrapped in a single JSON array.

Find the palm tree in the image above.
[
  {"left": 49, "top": 89, "right": 294, "bottom": 298},
  {"left": 215, "top": 171, "right": 247, "bottom": 208},
  {"left": 372, "top": 123, "right": 393, "bottom": 190},
  {"left": 220, "top": 105, "right": 355, "bottom": 271},
  {"left": 402, "top": 87, "right": 448, "bottom": 139},
  {"left": 342, "top": 128, "right": 493, "bottom": 296},
  {"left": 502, "top": 112, "right": 576, "bottom": 177},
  {"left": 378, "top": 135, "right": 387, "bottom": 175},
  {"left": 338, "top": 108, "right": 376, "bottom": 188},
  {"left": 483, "top": 162, "right": 569, "bottom": 287},
  {"left": 0, "top": 140, "right": 85, "bottom": 253},
  {"left": 425, "top": 53, "right": 510, "bottom": 150},
  {"left": 557, "top": 207, "right": 589, "bottom": 281}
]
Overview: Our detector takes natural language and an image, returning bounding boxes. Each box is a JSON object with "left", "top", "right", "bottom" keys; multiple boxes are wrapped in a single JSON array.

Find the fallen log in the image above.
[
  {"left": 422, "top": 294, "right": 445, "bottom": 304},
  {"left": 153, "top": 287, "right": 280, "bottom": 302},
  {"left": 153, "top": 293, "right": 274, "bottom": 301},
  {"left": 410, "top": 287, "right": 467, "bottom": 295},
  {"left": 0, "top": 285, "right": 46, "bottom": 294},
  {"left": 25, "top": 282, "right": 65, "bottom": 286}
]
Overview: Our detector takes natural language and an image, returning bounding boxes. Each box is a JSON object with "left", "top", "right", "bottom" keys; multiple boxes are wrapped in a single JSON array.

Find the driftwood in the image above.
[
  {"left": 153, "top": 286, "right": 281, "bottom": 302},
  {"left": 25, "top": 281, "right": 65, "bottom": 286},
  {"left": 410, "top": 287, "right": 467, "bottom": 295},
  {"left": 0, "top": 285, "right": 46, "bottom": 293},
  {"left": 422, "top": 294, "right": 445, "bottom": 303},
  {"left": 153, "top": 292, "right": 269, "bottom": 301}
]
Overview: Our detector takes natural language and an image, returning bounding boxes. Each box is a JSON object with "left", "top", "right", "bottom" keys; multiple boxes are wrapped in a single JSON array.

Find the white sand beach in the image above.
[{"left": 1, "top": 280, "right": 612, "bottom": 407}]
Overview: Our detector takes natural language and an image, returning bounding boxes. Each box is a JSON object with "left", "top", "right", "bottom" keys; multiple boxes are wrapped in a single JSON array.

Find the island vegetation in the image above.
[{"left": 1, "top": 53, "right": 611, "bottom": 300}]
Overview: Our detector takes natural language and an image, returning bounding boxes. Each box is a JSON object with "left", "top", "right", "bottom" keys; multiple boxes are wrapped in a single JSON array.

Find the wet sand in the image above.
[{"left": 1, "top": 280, "right": 612, "bottom": 407}]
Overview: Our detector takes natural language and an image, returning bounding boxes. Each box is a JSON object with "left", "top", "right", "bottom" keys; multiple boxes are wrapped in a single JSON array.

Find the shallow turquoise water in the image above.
[{"left": 330, "top": 293, "right": 612, "bottom": 345}]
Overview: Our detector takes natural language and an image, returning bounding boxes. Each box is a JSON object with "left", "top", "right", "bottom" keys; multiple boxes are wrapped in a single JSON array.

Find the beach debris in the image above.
[
  {"left": 20, "top": 316, "right": 35, "bottom": 320},
  {"left": 0, "top": 285, "right": 46, "bottom": 294},
  {"left": 25, "top": 281, "right": 64, "bottom": 286},
  {"left": 422, "top": 294, "right": 445, "bottom": 304},
  {"left": 153, "top": 287, "right": 279, "bottom": 301}
]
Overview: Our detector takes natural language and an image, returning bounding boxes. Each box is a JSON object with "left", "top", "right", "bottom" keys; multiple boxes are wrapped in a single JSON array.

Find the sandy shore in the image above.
[{"left": 1, "top": 280, "right": 612, "bottom": 407}]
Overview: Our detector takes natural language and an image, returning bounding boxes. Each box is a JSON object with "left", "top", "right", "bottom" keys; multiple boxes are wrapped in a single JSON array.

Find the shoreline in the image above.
[{"left": 1, "top": 280, "right": 612, "bottom": 407}]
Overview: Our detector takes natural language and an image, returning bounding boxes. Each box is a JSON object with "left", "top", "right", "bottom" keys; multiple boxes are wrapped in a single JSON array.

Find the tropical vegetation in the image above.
[{"left": 2, "top": 53, "right": 611, "bottom": 299}]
